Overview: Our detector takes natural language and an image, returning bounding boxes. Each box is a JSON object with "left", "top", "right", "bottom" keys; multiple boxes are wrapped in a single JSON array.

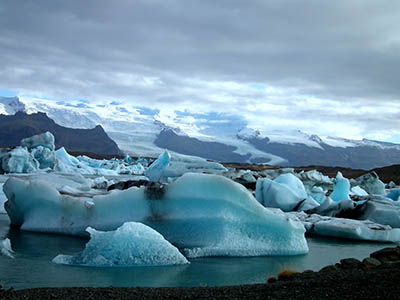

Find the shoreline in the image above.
[{"left": 2, "top": 246, "right": 400, "bottom": 300}]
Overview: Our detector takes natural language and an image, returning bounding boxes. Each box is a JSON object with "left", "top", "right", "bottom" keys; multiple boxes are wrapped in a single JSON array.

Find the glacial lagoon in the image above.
[{"left": 0, "top": 214, "right": 393, "bottom": 290}]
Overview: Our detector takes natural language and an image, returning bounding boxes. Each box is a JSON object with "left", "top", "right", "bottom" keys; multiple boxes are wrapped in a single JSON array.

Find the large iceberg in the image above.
[
  {"left": 4, "top": 172, "right": 308, "bottom": 257},
  {"left": 53, "top": 222, "right": 189, "bottom": 266}
]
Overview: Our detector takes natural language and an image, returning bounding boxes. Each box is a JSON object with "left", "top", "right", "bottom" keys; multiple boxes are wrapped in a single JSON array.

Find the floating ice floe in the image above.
[
  {"left": 53, "top": 222, "right": 189, "bottom": 266},
  {"left": 4, "top": 172, "right": 308, "bottom": 257},
  {"left": 1, "top": 238, "right": 14, "bottom": 258},
  {"left": 358, "top": 196, "right": 400, "bottom": 228},
  {"left": 291, "top": 212, "right": 400, "bottom": 243}
]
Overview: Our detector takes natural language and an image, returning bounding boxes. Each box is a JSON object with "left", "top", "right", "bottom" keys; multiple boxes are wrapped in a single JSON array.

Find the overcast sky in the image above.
[{"left": 1, "top": 0, "right": 400, "bottom": 142}]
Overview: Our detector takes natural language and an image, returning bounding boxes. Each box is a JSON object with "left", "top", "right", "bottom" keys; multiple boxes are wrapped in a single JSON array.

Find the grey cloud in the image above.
[{"left": 1, "top": 0, "right": 400, "bottom": 140}]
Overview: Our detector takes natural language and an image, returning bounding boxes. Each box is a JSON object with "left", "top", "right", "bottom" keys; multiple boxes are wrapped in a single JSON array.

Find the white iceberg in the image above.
[
  {"left": 4, "top": 172, "right": 308, "bottom": 257},
  {"left": 350, "top": 185, "right": 369, "bottom": 197},
  {"left": 1, "top": 238, "right": 14, "bottom": 258},
  {"left": 53, "top": 222, "right": 189, "bottom": 266}
]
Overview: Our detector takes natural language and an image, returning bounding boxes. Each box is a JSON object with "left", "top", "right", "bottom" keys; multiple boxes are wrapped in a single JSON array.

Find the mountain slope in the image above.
[
  {"left": 2, "top": 96, "right": 400, "bottom": 169},
  {"left": 0, "top": 111, "right": 123, "bottom": 156}
]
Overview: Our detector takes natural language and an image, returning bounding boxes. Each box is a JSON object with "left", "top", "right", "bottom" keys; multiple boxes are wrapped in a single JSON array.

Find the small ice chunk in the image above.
[
  {"left": 351, "top": 186, "right": 369, "bottom": 197},
  {"left": 330, "top": 172, "right": 351, "bottom": 202},
  {"left": 145, "top": 150, "right": 170, "bottom": 182},
  {"left": 310, "top": 186, "right": 327, "bottom": 204},
  {"left": 52, "top": 222, "right": 189, "bottom": 266},
  {"left": 1, "top": 238, "right": 14, "bottom": 258}
]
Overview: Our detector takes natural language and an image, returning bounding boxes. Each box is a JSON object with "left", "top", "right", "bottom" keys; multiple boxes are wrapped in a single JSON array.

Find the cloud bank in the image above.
[{"left": 1, "top": 0, "right": 400, "bottom": 141}]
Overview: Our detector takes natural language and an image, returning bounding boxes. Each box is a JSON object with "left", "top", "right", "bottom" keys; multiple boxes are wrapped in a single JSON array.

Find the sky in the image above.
[{"left": 1, "top": 0, "right": 400, "bottom": 142}]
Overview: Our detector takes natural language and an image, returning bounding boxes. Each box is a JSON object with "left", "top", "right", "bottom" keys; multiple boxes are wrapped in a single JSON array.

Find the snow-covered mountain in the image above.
[{"left": 2, "top": 96, "right": 400, "bottom": 169}]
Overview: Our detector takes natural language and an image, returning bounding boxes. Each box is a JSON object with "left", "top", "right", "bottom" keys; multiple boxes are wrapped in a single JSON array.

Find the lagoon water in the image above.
[{"left": 0, "top": 213, "right": 394, "bottom": 290}]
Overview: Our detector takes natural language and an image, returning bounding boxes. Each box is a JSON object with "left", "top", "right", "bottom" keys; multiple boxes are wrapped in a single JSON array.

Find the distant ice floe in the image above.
[
  {"left": 291, "top": 212, "right": 400, "bottom": 243},
  {"left": 53, "top": 222, "right": 189, "bottom": 266}
]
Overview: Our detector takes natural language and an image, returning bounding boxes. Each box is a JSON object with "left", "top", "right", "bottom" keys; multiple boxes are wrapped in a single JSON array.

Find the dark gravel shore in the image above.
[
  {"left": 2, "top": 247, "right": 400, "bottom": 300},
  {"left": 1, "top": 261, "right": 400, "bottom": 300}
]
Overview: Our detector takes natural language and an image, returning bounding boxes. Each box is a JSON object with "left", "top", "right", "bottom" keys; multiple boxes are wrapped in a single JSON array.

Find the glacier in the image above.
[
  {"left": 53, "top": 222, "right": 189, "bottom": 266},
  {"left": 3, "top": 172, "right": 309, "bottom": 257}
]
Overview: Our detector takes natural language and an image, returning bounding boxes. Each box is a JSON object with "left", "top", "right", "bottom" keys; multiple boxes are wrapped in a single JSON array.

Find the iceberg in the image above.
[
  {"left": 163, "top": 152, "right": 227, "bottom": 180},
  {"left": 350, "top": 186, "right": 369, "bottom": 197},
  {"left": 292, "top": 212, "right": 400, "bottom": 243},
  {"left": 355, "top": 172, "right": 386, "bottom": 195},
  {"left": 1, "top": 147, "right": 39, "bottom": 173},
  {"left": 256, "top": 173, "right": 318, "bottom": 212},
  {"left": 145, "top": 150, "right": 170, "bottom": 182},
  {"left": 0, "top": 183, "right": 6, "bottom": 214},
  {"left": 330, "top": 172, "right": 351, "bottom": 202},
  {"left": 1, "top": 238, "right": 14, "bottom": 258},
  {"left": 358, "top": 196, "right": 400, "bottom": 228},
  {"left": 20, "top": 131, "right": 55, "bottom": 151},
  {"left": 30, "top": 146, "right": 56, "bottom": 169},
  {"left": 53, "top": 222, "right": 189, "bottom": 266},
  {"left": 386, "top": 188, "right": 400, "bottom": 201},
  {"left": 4, "top": 172, "right": 308, "bottom": 257}
]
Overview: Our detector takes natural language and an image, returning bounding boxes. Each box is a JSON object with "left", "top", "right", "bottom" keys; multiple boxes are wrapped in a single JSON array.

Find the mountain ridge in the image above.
[
  {"left": 1, "top": 96, "right": 400, "bottom": 169},
  {"left": 0, "top": 110, "right": 123, "bottom": 156}
]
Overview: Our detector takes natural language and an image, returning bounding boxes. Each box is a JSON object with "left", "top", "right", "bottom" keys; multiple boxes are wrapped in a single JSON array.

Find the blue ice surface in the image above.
[
  {"left": 330, "top": 172, "right": 351, "bottom": 202},
  {"left": 387, "top": 189, "right": 400, "bottom": 201},
  {"left": 52, "top": 222, "right": 189, "bottom": 267},
  {"left": 20, "top": 131, "right": 55, "bottom": 151},
  {"left": 1, "top": 147, "right": 39, "bottom": 173}
]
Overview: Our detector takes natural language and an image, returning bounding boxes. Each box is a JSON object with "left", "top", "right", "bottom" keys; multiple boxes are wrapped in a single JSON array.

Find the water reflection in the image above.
[{"left": 0, "top": 214, "right": 394, "bottom": 290}]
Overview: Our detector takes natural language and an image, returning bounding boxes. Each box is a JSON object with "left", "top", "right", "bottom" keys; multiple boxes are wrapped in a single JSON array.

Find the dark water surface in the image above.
[{"left": 0, "top": 214, "right": 393, "bottom": 289}]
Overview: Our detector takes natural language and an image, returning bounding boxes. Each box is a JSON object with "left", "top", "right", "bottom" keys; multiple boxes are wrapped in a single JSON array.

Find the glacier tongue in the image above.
[{"left": 53, "top": 222, "right": 189, "bottom": 266}]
